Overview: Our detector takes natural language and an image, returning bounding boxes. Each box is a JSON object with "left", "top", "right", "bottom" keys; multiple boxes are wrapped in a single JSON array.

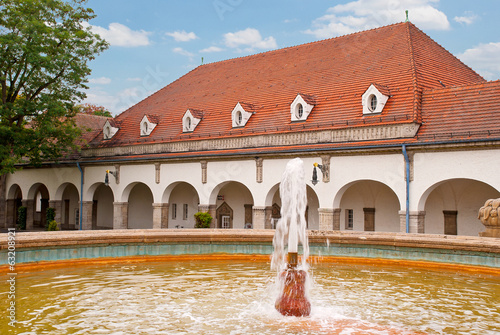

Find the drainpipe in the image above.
[
  {"left": 402, "top": 145, "right": 410, "bottom": 233},
  {"left": 77, "top": 162, "right": 83, "bottom": 231}
]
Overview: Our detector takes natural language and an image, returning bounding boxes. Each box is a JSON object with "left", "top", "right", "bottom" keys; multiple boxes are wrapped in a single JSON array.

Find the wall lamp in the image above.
[
  {"left": 105, "top": 169, "right": 118, "bottom": 186},
  {"left": 311, "top": 163, "right": 327, "bottom": 186}
]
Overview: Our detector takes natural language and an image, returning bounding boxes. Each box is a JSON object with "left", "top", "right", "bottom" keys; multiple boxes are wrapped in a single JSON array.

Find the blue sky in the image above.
[{"left": 83, "top": 0, "right": 500, "bottom": 115}]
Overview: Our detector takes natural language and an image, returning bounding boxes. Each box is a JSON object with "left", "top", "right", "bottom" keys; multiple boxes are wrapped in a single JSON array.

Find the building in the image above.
[{"left": 1, "top": 22, "right": 499, "bottom": 235}]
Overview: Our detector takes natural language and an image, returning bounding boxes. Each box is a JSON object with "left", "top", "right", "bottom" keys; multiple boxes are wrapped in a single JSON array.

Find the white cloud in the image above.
[
  {"left": 89, "top": 77, "right": 112, "bottom": 85},
  {"left": 126, "top": 77, "right": 142, "bottom": 82},
  {"left": 224, "top": 28, "right": 277, "bottom": 52},
  {"left": 200, "top": 46, "right": 224, "bottom": 53},
  {"left": 173, "top": 47, "right": 195, "bottom": 58},
  {"left": 457, "top": 42, "right": 500, "bottom": 80},
  {"left": 166, "top": 30, "right": 198, "bottom": 42},
  {"left": 454, "top": 12, "right": 478, "bottom": 25},
  {"left": 305, "top": 0, "right": 450, "bottom": 39},
  {"left": 84, "top": 22, "right": 151, "bottom": 47}
]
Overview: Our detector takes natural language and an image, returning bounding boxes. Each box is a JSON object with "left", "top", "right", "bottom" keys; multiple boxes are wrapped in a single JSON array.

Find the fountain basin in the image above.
[{"left": 1, "top": 230, "right": 499, "bottom": 273}]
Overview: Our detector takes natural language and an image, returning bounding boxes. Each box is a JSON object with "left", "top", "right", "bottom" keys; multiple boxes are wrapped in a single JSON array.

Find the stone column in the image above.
[
  {"left": 318, "top": 208, "right": 334, "bottom": 231},
  {"left": 81, "top": 201, "right": 93, "bottom": 230},
  {"left": 198, "top": 204, "right": 216, "bottom": 228},
  {"left": 113, "top": 202, "right": 128, "bottom": 230},
  {"left": 5, "top": 199, "right": 16, "bottom": 228},
  {"left": 153, "top": 203, "right": 169, "bottom": 229},
  {"left": 332, "top": 208, "right": 341, "bottom": 230},
  {"left": 443, "top": 210, "right": 458, "bottom": 235},
  {"left": 23, "top": 199, "right": 35, "bottom": 230},
  {"left": 363, "top": 208, "right": 375, "bottom": 231},
  {"left": 252, "top": 206, "right": 266, "bottom": 229},
  {"left": 264, "top": 206, "right": 273, "bottom": 229},
  {"left": 399, "top": 210, "right": 426, "bottom": 233},
  {"left": 49, "top": 200, "right": 63, "bottom": 223}
]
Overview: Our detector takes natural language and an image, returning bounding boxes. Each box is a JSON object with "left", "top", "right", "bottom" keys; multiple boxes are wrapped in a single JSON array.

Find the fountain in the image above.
[
  {"left": 272, "top": 158, "right": 311, "bottom": 317},
  {"left": 1, "top": 159, "right": 499, "bottom": 334}
]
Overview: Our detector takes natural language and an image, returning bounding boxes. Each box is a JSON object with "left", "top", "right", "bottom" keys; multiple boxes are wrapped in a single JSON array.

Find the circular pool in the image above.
[{"left": 2, "top": 258, "right": 499, "bottom": 334}]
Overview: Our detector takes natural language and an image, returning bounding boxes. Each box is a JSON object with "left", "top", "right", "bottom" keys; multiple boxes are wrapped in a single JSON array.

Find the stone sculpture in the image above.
[{"left": 478, "top": 198, "right": 500, "bottom": 237}]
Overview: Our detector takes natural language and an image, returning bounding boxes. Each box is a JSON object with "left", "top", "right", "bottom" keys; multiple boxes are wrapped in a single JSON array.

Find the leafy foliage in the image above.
[
  {"left": 17, "top": 206, "right": 27, "bottom": 230},
  {"left": 0, "top": 0, "right": 109, "bottom": 175},
  {"left": 47, "top": 220, "right": 60, "bottom": 231},
  {"left": 46, "top": 207, "right": 56, "bottom": 225},
  {"left": 76, "top": 103, "right": 112, "bottom": 117},
  {"left": 194, "top": 212, "right": 213, "bottom": 228}
]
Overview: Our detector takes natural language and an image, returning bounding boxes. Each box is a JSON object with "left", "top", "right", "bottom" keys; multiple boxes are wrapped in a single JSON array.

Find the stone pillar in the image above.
[
  {"left": 198, "top": 204, "right": 216, "bottom": 228},
  {"left": 49, "top": 200, "right": 63, "bottom": 224},
  {"left": 363, "top": 208, "right": 375, "bottom": 231},
  {"left": 443, "top": 210, "right": 458, "bottom": 235},
  {"left": 6, "top": 199, "right": 16, "bottom": 228},
  {"left": 318, "top": 208, "right": 334, "bottom": 231},
  {"left": 264, "top": 206, "right": 273, "bottom": 229},
  {"left": 113, "top": 202, "right": 128, "bottom": 230},
  {"left": 399, "top": 211, "right": 426, "bottom": 233},
  {"left": 332, "top": 208, "right": 341, "bottom": 230},
  {"left": 153, "top": 203, "right": 169, "bottom": 229},
  {"left": 252, "top": 206, "right": 266, "bottom": 229},
  {"left": 81, "top": 201, "right": 93, "bottom": 230},
  {"left": 23, "top": 199, "right": 35, "bottom": 230}
]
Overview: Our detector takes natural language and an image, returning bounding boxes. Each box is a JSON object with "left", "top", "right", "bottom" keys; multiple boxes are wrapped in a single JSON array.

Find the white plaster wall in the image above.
[
  {"left": 414, "top": 149, "right": 500, "bottom": 211},
  {"left": 127, "top": 183, "right": 153, "bottom": 229},
  {"left": 6, "top": 167, "right": 81, "bottom": 201}
]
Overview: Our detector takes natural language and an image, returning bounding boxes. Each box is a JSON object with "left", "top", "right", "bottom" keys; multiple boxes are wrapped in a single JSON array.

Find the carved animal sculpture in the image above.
[{"left": 478, "top": 198, "right": 500, "bottom": 227}]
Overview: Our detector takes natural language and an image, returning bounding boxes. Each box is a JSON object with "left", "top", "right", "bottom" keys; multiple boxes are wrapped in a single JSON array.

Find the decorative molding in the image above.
[
  {"left": 83, "top": 123, "right": 421, "bottom": 158},
  {"left": 320, "top": 155, "right": 330, "bottom": 183},
  {"left": 114, "top": 164, "right": 120, "bottom": 184},
  {"left": 255, "top": 157, "right": 263, "bottom": 183},
  {"left": 200, "top": 160, "right": 207, "bottom": 184},
  {"left": 155, "top": 163, "right": 161, "bottom": 184}
]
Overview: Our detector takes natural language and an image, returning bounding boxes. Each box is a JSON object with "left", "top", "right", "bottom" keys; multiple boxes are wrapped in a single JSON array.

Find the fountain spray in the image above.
[{"left": 272, "top": 158, "right": 311, "bottom": 317}]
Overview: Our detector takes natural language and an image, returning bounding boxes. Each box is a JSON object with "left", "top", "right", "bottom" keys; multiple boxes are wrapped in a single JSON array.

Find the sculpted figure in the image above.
[{"left": 478, "top": 199, "right": 500, "bottom": 237}]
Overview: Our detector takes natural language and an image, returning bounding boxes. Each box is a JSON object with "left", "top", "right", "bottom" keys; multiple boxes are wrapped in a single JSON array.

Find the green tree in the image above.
[{"left": 0, "top": 0, "right": 108, "bottom": 175}]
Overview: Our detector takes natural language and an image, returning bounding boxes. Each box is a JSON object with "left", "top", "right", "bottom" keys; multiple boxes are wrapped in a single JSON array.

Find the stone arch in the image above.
[
  {"left": 58, "top": 183, "right": 80, "bottom": 230},
  {"left": 418, "top": 178, "right": 500, "bottom": 236},
  {"left": 126, "top": 182, "right": 154, "bottom": 229},
  {"left": 336, "top": 179, "right": 400, "bottom": 232},
  {"left": 6, "top": 184, "right": 23, "bottom": 228},
  {"left": 210, "top": 181, "right": 254, "bottom": 229},
  {"left": 92, "top": 184, "right": 115, "bottom": 229},
  {"left": 165, "top": 182, "right": 200, "bottom": 229},
  {"left": 26, "top": 183, "right": 50, "bottom": 229}
]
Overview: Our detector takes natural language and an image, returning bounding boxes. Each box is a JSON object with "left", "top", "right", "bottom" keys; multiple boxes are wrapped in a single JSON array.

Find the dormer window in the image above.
[
  {"left": 362, "top": 84, "right": 390, "bottom": 115},
  {"left": 291, "top": 94, "right": 315, "bottom": 122},
  {"left": 183, "top": 109, "right": 203, "bottom": 132},
  {"left": 103, "top": 120, "right": 119, "bottom": 140},
  {"left": 231, "top": 102, "right": 254, "bottom": 128},
  {"left": 140, "top": 115, "right": 157, "bottom": 136}
]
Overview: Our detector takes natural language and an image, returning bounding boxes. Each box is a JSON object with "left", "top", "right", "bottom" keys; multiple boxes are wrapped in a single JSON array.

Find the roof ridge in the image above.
[
  {"left": 405, "top": 22, "right": 422, "bottom": 123},
  {"left": 201, "top": 22, "right": 407, "bottom": 68}
]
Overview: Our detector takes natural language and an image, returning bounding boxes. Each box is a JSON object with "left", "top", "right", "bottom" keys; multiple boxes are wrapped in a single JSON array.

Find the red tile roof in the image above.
[{"left": 84, "top": 22, "right": 498, "bottom": 160}]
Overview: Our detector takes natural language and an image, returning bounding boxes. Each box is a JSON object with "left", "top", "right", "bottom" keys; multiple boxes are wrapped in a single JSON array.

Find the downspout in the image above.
[
  {"left": 402, "top": 145, "right": 410, "bottom": 233},
  {"left": 77, "top": 162, "right": 83, "bottom": 231}
]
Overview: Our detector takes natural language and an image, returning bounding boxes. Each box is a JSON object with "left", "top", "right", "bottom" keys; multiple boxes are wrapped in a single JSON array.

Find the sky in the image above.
[{"left": 83, "top": 0, "right": 500, "bottom": 115}]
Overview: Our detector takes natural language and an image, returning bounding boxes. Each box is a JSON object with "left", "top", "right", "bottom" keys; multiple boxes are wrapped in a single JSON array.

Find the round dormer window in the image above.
[
  {"left": 296, "top": 103, "right": 304, "bottom": 119},
  {"left": 185, "top": 117, "right": 192, "bottom": 130},
  {"left": 142, "top": 121, "right": 148, "bottom": 134},
  {"left": 368, "top": 94, "right": 377, "bottom": 112},
  {"left": 236, "top": 110, "right": 243, "bottom": 126},
  {"left": 104, "top": 126, "right": 111, "bottom": 139}
]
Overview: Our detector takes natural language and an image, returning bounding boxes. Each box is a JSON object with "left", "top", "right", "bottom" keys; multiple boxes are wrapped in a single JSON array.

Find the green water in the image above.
[{"left": 1, "top": 260, "right": 499, "bottom": 334}]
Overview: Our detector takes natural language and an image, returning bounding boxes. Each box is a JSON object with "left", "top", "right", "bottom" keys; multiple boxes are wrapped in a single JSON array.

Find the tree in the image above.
[
  {"left": 77, "top": 103, "right": 112, "bottom": 117},
  {"left": 0, "top": 0, "right": 108, "bottom": 175}
]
